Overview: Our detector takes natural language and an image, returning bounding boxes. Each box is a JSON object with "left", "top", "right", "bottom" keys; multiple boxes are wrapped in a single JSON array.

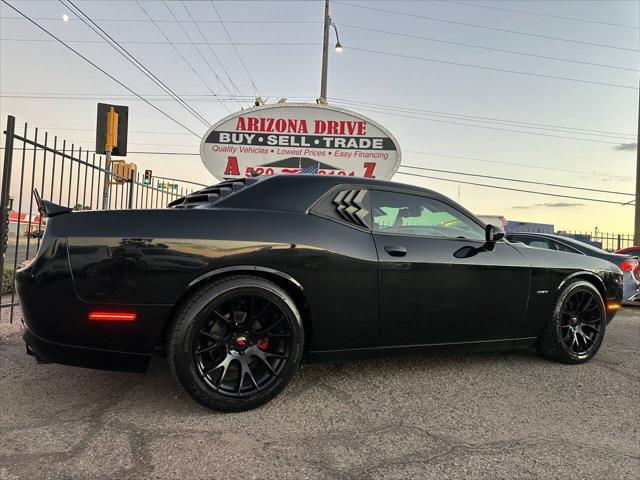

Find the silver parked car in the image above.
[{"left": 508, "top": 233, "right": 640, "bottom": 305}]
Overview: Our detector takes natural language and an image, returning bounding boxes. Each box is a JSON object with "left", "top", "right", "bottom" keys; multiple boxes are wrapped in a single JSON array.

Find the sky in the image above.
[{"left": 0, "top": 0, "right": 638, "bottom": 233}]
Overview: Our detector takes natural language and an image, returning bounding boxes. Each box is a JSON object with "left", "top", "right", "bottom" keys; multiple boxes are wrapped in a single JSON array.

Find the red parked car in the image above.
[{"left": 615, "top": 246, "right": 640, "bottom": 257}]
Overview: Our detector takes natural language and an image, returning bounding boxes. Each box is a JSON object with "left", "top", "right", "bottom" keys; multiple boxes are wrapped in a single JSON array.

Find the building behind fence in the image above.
[{"left": 1, "top": 115, "right": 203, "bottom": 322}]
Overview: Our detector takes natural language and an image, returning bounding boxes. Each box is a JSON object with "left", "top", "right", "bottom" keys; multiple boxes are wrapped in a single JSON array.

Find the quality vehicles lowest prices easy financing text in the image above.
[{"left": 18, "top": 175, "right": 623, "bottom": 411}]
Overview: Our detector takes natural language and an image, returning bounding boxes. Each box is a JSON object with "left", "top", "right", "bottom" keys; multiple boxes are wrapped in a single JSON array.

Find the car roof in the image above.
[
  {"left": 170, "top": 174, "right": 454, "bottom": 212},
  {"left": 260, "top": 174, "right": 444, "bottom": 196},
  {"left": 509, "top": 232, "right": 627, "bottom": 259}
]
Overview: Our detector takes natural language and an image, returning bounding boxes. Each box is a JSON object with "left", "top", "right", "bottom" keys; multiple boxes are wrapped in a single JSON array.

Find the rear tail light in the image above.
[
  {"left": 620, "top": 258, "right": 639, "bottom": 272},
  {"left": 88, "top": 311, "right": 137, "bottom": 322}
]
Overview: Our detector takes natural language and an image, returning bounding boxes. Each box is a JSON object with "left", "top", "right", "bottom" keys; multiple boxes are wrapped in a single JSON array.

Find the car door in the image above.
[{"left": 370, "top": 189, "right": 531, "bottom": 345}]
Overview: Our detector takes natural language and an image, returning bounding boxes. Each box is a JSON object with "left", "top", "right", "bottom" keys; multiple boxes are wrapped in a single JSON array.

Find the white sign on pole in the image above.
[{"left": 200, "top": 103, "right": 401, "bottom": 180}]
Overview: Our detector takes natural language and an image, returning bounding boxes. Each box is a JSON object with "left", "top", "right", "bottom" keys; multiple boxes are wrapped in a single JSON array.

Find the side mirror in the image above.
[{"left": 484, "top": 224, "right": 506, "bottom": 251}]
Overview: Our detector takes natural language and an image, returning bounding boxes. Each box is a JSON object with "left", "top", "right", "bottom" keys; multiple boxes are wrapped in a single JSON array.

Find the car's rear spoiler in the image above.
[{"left": 33, "top": 189, "right": 73, "bottom": 218}]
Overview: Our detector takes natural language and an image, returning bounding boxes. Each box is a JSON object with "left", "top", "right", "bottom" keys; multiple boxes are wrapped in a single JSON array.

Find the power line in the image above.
[
  {"left": 396, "top": 170, "right": 630, "bottom": 205},
  {"left": 0, "top": 139, "right": 632, "bottom": 189},
  {"left": 0, "top": 147, "right": 201, "bottom": 155},
  {"left": 401, "top": 164, "right": 634, "bottom": 196},
  {"left": 153, "top": 175, "right": 208, "bottom": 187},
  {"left": 121, "top": 151, "right": 199, "bottom": 156},
  {"left": 331, "top": 102, "right": 625, "bottom": 145},
  {"left": 335, "top": 1, "right": 640, "bottom": 53},
  {"left": 61, "top": 0, "right": 212, "bottom": 127},
  {"left": 2, "top": 90, "right": 632, "bottom": 140},
  {"left": 333, "top": 98, "right": 636, "bottom": 139},
  {"left": 209, "top": 0, "right": 260, "bottom": 97},
  {"left": 338, "top": 24, "right": 639, "bottom": 73},
  {"left": 0, "top": 0, "right": 201, "bottom": 137},
  {"left": 347, "top": 47, "right": 637, "bottom": 91},
  {"left": 136, "top": 1, "right": 231, "bottom": 113},
  {"left": 0, "top": 92, "right": 301, "bottom": 99},
  {"left": 0, "top": 92, "right": 305, "bottom": 104},
  {"left": 1, "top": 124, "right": 198, "bottom": 135},
  {"left": 172, "top": 0, "right": 245, "bottom": 100},
  {"left": 4, "top": 91, "right": 625, "bottom": 145},
  {"left": 404, "top": 150, "right": 631, "bottom": 180},
  {"left": 440, "top": 0, "right": 640, "bottom": 30},
  {"left": 0, "top": 15, "right": 322, "bottom": 24},
  {"left": 0, "top": 37, "right": 320, "bottom": 46},
  {"left": 56, "top": 140, "right": 198, "bottom": 147}
]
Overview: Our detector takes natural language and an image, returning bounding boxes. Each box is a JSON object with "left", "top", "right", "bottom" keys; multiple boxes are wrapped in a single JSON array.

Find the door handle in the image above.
[{"left": 384, "top": 245, "right": 407, "bottom": 257}]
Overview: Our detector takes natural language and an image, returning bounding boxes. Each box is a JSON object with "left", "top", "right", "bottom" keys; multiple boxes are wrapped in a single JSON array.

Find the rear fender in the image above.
[
  {"left": 186, "top": 265, "right": 304, "bottom": 293},
  {"left": 157, "top": 265, "right": 311, "bottom": 351}
]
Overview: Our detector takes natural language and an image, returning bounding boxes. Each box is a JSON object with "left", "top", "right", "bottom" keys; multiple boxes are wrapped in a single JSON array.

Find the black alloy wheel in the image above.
[
  {"left": 194, "top": 293, "right": 292, "bottom": 397},
  {"left": 168, "top": 276, "right": 304, "bottom": 412},
  {"left": 559, "top": 289, "right": 604, "bottom": 357},
  {"left": 537, "top": 280, "right": 606, "bottom": 364}
]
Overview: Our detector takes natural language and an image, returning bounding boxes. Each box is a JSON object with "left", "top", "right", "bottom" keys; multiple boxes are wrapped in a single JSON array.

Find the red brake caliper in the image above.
[{"left": 257, "top": 337, "right": 269, "bottom": 350}]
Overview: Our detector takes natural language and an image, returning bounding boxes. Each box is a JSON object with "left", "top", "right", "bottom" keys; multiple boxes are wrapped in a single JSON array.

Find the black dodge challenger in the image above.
[{"left": 18, "top": 175, "right": 623, "bottom": 411}]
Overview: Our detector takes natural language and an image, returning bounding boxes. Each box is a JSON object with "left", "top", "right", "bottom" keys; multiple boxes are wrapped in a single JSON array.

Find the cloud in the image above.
[
  {"left": 512, "top": 202, "right": 584, "bottom": 209},
  {"left": 615, "top": 143, "right": 637, "bottom": 151}
]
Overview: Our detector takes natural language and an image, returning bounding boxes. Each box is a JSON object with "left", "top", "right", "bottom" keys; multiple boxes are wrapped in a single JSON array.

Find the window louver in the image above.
[
  {"left": 333, "top": 189, "right": 370, "bottom": 228},
  {"left": 168, "top": 178, "right": 260, "bottom": 209}
]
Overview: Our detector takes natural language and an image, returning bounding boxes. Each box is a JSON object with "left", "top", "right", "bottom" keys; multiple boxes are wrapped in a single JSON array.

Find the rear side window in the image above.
[
  {"left": 311, "top": 187, "right": 371, "bottom": 229},
  {"left": 551, "top": 241, "right": 580, "bottom": 254},
  {"left": 515, "top": 237, "right": 580, "bottom": 254},
  {"left": 528, "top": 239, "right": 554, "bottom": 250}
]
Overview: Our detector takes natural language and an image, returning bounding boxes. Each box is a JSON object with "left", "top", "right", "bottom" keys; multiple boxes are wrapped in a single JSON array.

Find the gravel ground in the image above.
[{"left": 0, "top": 304, "right": 638, "bottom": 480}]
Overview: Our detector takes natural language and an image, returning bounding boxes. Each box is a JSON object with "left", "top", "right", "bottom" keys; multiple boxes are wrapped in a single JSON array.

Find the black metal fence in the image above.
[
  {"left": 556, "top": 231, "right": 635, "bottom": 252},
  {"left": 1, "top": 115, "right": 636, "bottom": 324},
  {"left": 1, "top": 115, "right": 202, "bottom": 322}
]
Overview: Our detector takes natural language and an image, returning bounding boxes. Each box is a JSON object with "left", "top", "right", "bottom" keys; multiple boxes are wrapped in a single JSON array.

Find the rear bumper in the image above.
[{"left": 23, "top": 323, "right": 151, "bottom": 373}]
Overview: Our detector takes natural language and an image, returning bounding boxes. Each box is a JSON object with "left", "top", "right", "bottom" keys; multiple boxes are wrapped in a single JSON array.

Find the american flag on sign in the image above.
[{"left": 299, "top": 161, "right": 319, "bottom": 175}]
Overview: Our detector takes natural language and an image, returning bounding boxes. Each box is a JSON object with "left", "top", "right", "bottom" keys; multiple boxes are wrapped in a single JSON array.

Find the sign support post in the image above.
[
  {"left": 96, "top": 103, "right": 129, "bottom": 210},
  {"left": 101, "top": 107, "right": 118, "bottom": 210}
]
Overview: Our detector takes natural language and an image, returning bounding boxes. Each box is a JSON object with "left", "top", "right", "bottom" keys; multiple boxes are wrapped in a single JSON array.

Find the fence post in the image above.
[
  {"left": 617, "top": 234, "right": 621, "bottom": 251},
  {"left": 128, "top": 170, "right": 135, "bottom": 209},
  {"left": 0, "top": 115, "right": 16, "bottom": 279},
  {"left": 102, "top": 151, "right": 111, "bottom": 210}
]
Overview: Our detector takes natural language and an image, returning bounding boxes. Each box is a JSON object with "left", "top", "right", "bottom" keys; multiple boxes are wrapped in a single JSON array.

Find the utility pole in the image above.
[
  {"left": 319, "top": 0, "right": 342, "bottom": 102},
  {"left": 319, "top": 0, "right": 330, "bottom": 101},
  {"left": 635, "top": 78, "right": 640, "bottom": 244}
]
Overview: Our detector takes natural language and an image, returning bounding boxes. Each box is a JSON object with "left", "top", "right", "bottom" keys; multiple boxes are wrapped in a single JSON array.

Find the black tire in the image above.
[
  {"left": 536, "top": 280, "right": 606, "bottom": 364},
  {"left": 167, "top": 275, "right": 304, "bottom": 412}
]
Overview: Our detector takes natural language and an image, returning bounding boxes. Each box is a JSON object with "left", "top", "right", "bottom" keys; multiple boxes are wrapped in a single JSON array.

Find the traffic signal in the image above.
[
  {"left": 143, "top": 170, "right": 152, "bottom": 185},
  {"left": 6, "top": 198, "right": 13, "bottom": 212},
  {"left": 110, "top": 161, "right": 137, "bottom": 184},
  {"left": 95, "top": 103, "right": 129, "bottom": 156}
]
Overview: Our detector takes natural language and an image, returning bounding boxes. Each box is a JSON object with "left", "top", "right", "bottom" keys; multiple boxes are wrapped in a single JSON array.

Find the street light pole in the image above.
[
  {"left": 320, "top": 0, "right": 330, "bottom": 101},
  {"left": 635, "top": 77, "right": 640, "bottom": 244}
]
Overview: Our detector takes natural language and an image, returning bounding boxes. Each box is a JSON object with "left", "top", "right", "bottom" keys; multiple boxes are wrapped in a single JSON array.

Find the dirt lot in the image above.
[{"left": 1, "top": 305, "right": 638, "bottom": 480}]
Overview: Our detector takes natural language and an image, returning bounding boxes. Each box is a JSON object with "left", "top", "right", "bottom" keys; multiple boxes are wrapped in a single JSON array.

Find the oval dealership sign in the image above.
[{"left": 200, "top": 103, "right": 401, "bottom": 180}]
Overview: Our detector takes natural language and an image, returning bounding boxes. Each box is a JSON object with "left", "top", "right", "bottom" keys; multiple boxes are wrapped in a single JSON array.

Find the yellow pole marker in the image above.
[
  {"left": 102, "top": 106, "right": 119, "bottom": 209},
  {"left": 104, "top": 106, "right": 119, "bottom": 153}
]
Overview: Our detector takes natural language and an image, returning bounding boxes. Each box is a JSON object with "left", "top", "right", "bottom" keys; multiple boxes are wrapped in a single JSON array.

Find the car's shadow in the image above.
[{"left": 135, "top": 346, "right": 545, "bottom": 414}]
